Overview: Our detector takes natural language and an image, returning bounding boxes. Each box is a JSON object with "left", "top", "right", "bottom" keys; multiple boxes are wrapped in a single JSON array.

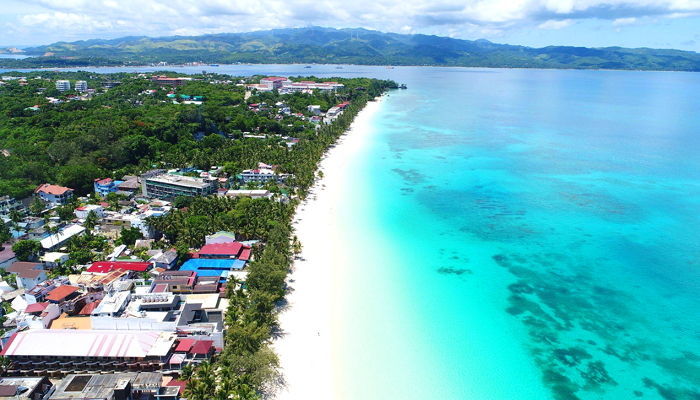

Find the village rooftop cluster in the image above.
[{"left": 0, "top": 72, "right": 361, "bottom": 399}]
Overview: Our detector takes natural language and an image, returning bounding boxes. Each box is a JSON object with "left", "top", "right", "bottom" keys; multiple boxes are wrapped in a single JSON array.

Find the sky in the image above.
[{"left": 0, "top": 0, "right": 699, "bottom": 51}]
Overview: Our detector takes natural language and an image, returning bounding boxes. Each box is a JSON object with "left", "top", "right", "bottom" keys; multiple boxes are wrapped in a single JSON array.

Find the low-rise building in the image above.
[
  {"left": 39, "top": 252, "right": 69, "bottom": 268},
  {"left": 142, "top": 173, "right": 216, "bottom": 199},
  {"left": 93, "top": 178, "right": 118, "bottom": 197},
  {"left": 0, "top": 376, "right": 53, "bottom": 400},
  {"left": 224, "top": 189, "right": 272, "bottom": 199},
  {"left": 34, "top": 184, "right": 74, "bottom": 206},
  {"left": 74, "top": 204, "right": 104, "bottom": 219},
  {"left": 51, "top": 372, "right": 166, "bottom": 400},
  {"left": 6, "top": 262, "right": 47, "bottom": 290},
  {"left": 40, "top": 224, "right": 86, "bottom": 250}
]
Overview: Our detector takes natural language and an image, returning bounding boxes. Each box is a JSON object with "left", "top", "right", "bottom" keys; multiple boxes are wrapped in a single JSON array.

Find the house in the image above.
[
  {"left": 0, "top": 245, "right": 17, "bottom": 270},
  {"left": 307, "top": 105, "right": 322, "bottom": 115},
  {"left": 93, "top": 178, "right": 118, "bottom": 197},
  {"left": 204, "top": 231, "right": 236, "bottom": 245},
  {"left": 74, "top": 204, "right": 104, "bottom": 219},
  {"left": 40, "top": 224, "right": 86, "bottom": 250},
  {"left": 34, "top": 184, "right": 73, "bottom": 206},
  {"left": 0, "top": 376, "right": 53, "bottom": 400},
  {"left": 6, "top": 262, "right": 47, "bottom": 290},
  {"left": 39, "top": 252, "right": 69, "bottom": 268},
  {"left": 149, "top": 249, "right": 178, "bottom": 270},
  {"left": 45, "top": 285, "right": 80, "bottom": 304}
]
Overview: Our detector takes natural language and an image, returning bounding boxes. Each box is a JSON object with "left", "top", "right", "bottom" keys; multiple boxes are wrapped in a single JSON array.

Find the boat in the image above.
[
  {"left": 304, "top": 65, "right": 312, "bottom": 68},
  {"left": 336, "top": 66, "right": 344, "bottom": 69},
  {"left": 209, "top": 64, "right": 219, "bottom": 67},
  {"left": 399, "top": 84, "right": 407, "bottom": 89}
]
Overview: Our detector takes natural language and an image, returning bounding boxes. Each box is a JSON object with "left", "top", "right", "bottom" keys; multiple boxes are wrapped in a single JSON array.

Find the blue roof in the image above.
[{"left": 179, "top": 258, "right": 246, "bottom": 278}]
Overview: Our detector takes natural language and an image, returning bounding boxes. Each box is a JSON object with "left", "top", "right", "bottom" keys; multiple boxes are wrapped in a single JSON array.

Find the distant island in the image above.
[{"left": 2, "top": 26, "right": 700, "bottom": 72}]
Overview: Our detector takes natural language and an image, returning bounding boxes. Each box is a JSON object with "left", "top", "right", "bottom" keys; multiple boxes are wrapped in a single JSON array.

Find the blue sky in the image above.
[{"left": 1, "top": 0, "right": 699, "bottom": 51}]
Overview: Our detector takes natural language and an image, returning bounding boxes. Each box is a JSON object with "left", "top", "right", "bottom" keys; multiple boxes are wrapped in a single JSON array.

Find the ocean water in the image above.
[
  {"left": 3, "top": 63, "right": 698, "bottom": 399},
  {"left": 331, "top": 69, "right": 700, "bottom": 399}
]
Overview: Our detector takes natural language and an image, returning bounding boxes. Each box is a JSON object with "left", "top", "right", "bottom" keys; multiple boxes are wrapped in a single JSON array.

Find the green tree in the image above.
[
  {"left": 12, "top": 240, "right": 41, "bottom": 261},
  {"left": 0, "top": 223, "right": 11, "bottom": 246},
  {"left": 29, "top": 197, "right": 45, "bottom": 215},
  {"left": 119, "top": 227, "right": 143, "bottom": 246},
  {"left": 83, "top": 210, "right": 99, "bottom": 231}
]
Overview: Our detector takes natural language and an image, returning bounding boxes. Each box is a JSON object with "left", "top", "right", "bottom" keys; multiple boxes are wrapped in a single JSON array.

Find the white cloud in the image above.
[
  {"left": 3, "top": 0, "right": 700, "bottom": 45},
  {"left": 538, "top": 19, "right": 574, "bottom": 29},
  {"left": 613, "top": 17, "right": 637, "bottom": 25}
]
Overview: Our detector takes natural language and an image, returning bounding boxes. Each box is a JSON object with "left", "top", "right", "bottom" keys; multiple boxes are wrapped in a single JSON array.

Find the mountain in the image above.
[{"left": 6, "top": 27, "right": 700, "bottom": 71}]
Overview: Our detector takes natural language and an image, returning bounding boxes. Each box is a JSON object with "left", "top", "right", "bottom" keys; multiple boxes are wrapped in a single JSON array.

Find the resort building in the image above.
[
  {"left": 74, "top": 80, "right": 88, "bottom": 92},
  {"left": 34, "top": 184, "right": 74, "bottom": 206},
  {"left": 55, "top": 80, "right": 71, "bottom": 92},
  {"left": 0, "top": 330, "right": 178, "bottom": 375},
  {"left": 150, "top": 75, "right": 191, "bottom": 87},
  {"left": 142, "top": 173, "right": 217, "bottom": 199},
  {"left": 239, "top": 167, "right": 292, "bottom": 184},
  {"left": 0, "top": 195, "right": 24, "bottom": 216},
  {"left": 260, "top": 76, "right": 291, "bottom": 90}
]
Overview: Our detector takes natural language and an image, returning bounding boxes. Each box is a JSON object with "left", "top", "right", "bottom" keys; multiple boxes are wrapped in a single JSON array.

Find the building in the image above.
[
  {"left": 74, "top": 80, "right": 88, "bottom": 92},
  {"left": 0, "top": 245, "right": 17, "bottom": 270},
  {"left": 39, "top": 252, "right": 69, "bottom": 268},
  {"left": 91, "top": 290, "right": 131, "bottom": 317},
  {"left": 204, "top": 231, "right": 236, "bottom": 245},
  {"left": 194, "top": 242, "right": 251, "bottom": 261},
  {"left": 224, "top": 189, "right": 272, "bottom": 199},
  {"left": 6, "top": 262, "right": 47, "bottom": 290},
  {"left": 307, "top": 105, "right": 322, "bottom": 115},
  {"left": 150, "top": 76, "right": 191, "bottom": 87},
  {"left": 142, "top": 173, "right": 217, "bottom": 199},
  {"left": 149, "top": 249, "right": 178, "bottom": 270},
  {"left": 87, "top": 261, "right": 151, "bottom": 274},
  {"left": 55, "top": 80, "right": 71, "bottom": 92},
  {"left": 74, "top": 204, "right": 105, "bottom": 219},
  {"left": 50, "top": 372, "right": 167, "bottom": 400},
  {"left": 40, "top": 224, "right": 86, "bottom": 251},
  {"left": 93, "top": 178, "right": 118, "bottom": 197},
  {"left": 34, "top": 184, "right": 74, "bottom": 206},
  {"left": 1, "top": 330, "right": 178, "bottom": 374},
  {"left": 0, "top": 376, "right": 53, "bottom": 400},
  {"left": 239, "top": 167, "right": 291, "bottom": 184},
  {"left": 259, "top": 76, "right": 290, "bottom": 90},
  {"left": 0, "top": 196, "right": 24, "bottom": 216},
  {"left": 179, "top": 259, "right": 245, "bottom": 281}
]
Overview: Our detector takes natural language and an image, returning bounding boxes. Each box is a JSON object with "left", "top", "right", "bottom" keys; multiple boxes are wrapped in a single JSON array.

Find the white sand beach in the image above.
[{"left": 272, "top": 99, "right": 383, "bottom": 399}]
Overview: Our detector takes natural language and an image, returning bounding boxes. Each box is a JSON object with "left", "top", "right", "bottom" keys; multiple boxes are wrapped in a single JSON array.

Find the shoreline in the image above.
[{"left": 271, "top": 98, "right": 383, "bottom": 399}]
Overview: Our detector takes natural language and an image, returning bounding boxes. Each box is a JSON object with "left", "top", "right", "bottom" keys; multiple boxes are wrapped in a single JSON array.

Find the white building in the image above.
[
  {"left": 74, "top": 80, "right": 88, "bottom": 92},
  {"left": 74, "top": 204, "right": 105, "bottom": 219},
  {"left": 307, "top": 105, "right": 322, "bottom": 115},
  {"left": 55, "top": 80, "right": 71, "bottom": 92}
]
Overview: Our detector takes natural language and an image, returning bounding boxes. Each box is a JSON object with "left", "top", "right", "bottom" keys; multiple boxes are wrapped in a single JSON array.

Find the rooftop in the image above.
[
  {"left": 1, "top": 330, "right": 176, "bottom": 358},
  {"left": 87, "top": 261, "right": 150, "bottom": 273},
  {"left": 45, "top": 285, "right": 80, "bottom": 302},
  {"left": 34, "top": 183, "right": 73, "bottom": 196}
]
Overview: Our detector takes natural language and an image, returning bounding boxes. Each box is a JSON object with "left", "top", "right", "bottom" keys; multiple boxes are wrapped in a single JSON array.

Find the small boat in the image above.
[
  {"left": 336, "top": 66, "right": 344, "bottom": 69},
  {"left": 209, "top": 64, "right": 219, "bottom": 67},
  {"left": 304, "top": 65, "right": 312, "bottom": 68},
  {"left": 399, "top": 84, "right": 407, "bottom": 89}
]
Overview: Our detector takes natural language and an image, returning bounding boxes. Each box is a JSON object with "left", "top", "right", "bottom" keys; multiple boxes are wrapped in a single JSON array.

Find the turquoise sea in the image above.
[{"left": 3, "top": 64, "right": 698, "bottom": 399}]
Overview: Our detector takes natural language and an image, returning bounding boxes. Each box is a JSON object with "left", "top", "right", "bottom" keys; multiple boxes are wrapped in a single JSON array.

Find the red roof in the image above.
[
  {"left": 87, "top": 261, "right": 150, "bottom": 273},
  {"left": 166, "top": 379, "right": 187, "bottom": 395},
  {"left": 175, "top": 338, "right": 195, "bottom": 352},
  {"left": 35, "top": 183, "right": 73, "bottom": 195},
  {"left": 190, "top": 340, "right": 214, "bottom": 355},
  {"left": 196, "top": 242, "right": 246, "bottom": 257},
  {"left": 238, "top": 248, "right": 252, "bottom": 261},
  {"left": 25, "top": 302, "right": 49, "bottom": 313},
  {"left": 45, "top": 285, "right": 79, "bottom": 302},
  {"left": 78, "top": 300, "right": 101, "bottom": 315},
  {"left": 261, "top": 77, "right": 288, "bottom": 82},
  {"left": 95, "top": 178, "right": 113, "bottom": 185}
]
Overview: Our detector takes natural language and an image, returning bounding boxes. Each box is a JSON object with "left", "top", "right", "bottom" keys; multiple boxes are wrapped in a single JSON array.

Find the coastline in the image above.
[{"left": 271, "top": 98, "right": 383, "bottom": 399}]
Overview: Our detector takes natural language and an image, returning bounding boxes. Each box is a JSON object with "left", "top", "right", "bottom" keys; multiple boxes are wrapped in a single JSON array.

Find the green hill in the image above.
[{"left": 4, "top": 27, "right": 700, "bottom": 71}]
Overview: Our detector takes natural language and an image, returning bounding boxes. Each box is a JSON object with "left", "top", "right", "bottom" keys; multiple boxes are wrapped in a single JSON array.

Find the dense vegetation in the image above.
[
  {"left": 3, "top": 27, "right": 700, "bottom": 71},
  {"left": 0, "top": 70, "right": 394, "bottom": 198},
  {"left": 0, "top": 71, "right": 395, "bottom": 398}
]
